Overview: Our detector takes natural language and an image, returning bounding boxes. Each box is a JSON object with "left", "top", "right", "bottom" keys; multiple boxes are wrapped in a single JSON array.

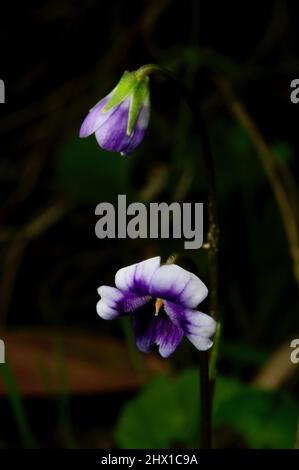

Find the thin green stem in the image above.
[
  {"left": 137, "top": 64, "right": 219, "bottom": 320},
  {"left": 199, "top": 351, "right": 212, "bottom": 449},
  {"left": 138, "top": 65, "right": 219, "bottom": 449},
  {"left": 0, "top": 362, "right": 36, "bottom": 448}
]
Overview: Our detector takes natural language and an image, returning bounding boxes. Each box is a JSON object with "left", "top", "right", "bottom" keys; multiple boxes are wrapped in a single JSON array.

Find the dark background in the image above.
[{"left": 0, "top": 0, "right": 298, "bottom": 449}]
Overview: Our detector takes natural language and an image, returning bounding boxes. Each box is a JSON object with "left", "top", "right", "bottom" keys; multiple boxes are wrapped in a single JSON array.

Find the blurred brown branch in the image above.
[
  {"left": 252, "top": 340, "right": 298, "bottom": 390},
  {"left": 216, "top": 76, "right": 299, "bottom": 293}
]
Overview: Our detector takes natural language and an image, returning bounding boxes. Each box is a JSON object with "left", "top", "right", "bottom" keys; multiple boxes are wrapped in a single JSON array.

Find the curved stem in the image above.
[
  {"left": 138, "top": 64, "right": 219, "bottom": 321},
  {"left": 139, "top": 65, "right": 219, "bottom": 449}
]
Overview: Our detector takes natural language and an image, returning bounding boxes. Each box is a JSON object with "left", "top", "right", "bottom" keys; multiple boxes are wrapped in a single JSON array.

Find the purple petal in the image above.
[
  {"left": 97, "top": 285, "right": 150, "bottom": 319},
  {"left": 133, "top": 308, "right": 184, "bottom": 358},
  {"left": 115, "top": 256, "right": 161, "bottom": 296},
  {"left": 79, "top": 93, "right": 114, "bottom": 137},
  {"left": 164, "top": 301, "right": 216, "bottom": 351},
  {"left": 95, "top": 97, "right": 132, "bottom": 152},
  {"left": 120, "top": 105, "right": 150, "bottom": 156},
  {"left": 149, "top": 264, "right": 208, "bottom": 308}
]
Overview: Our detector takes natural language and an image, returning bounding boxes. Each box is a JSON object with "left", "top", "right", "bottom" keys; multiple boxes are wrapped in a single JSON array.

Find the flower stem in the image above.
[
  {"left": 199, "top": 351, "right": 212, "bottom": 449},
  {"left": 139, "top": 65, "right": 219, "bottom": 449},
  {"left": 137, "top": 64, "right": 219, "bottom": 319}
]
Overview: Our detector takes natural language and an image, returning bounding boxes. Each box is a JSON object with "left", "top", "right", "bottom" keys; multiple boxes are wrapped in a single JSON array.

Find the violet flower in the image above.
[
  {"left": 97, "top": 256, "right": 216, "bottom": 358},
  {"left": 79, "top": 70, "right": 150, "bottom": 155}
]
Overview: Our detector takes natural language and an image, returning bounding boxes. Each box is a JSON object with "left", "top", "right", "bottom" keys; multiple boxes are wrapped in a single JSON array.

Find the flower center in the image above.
[{"left": 155, "top": 298, "right": 164, "bottom": 316}]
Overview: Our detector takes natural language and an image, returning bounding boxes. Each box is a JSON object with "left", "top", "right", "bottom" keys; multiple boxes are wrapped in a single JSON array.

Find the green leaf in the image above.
[
  {"left": 115, "top": 370, "right": 299, "bottom": 449},
  {"left": 214, "top": 380, "right": 298, "bottom": 449},
  {"left": 175, "top": 369, "right": 200, "bottom": 443},
  {"left": 213, "top": 376, "right": 245, "bottom": 412},
  {"left": 115, "top": 370, "right": 199, "bottom": 449}
]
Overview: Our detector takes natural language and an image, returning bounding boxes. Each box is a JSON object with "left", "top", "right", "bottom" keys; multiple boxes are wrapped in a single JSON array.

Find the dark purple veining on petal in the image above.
[
  {"left": 149, "top": 285, "right": 186, "bottom": 306},
  {"left": 148, "top": 264, "right": 207, "bottom": 308},
  {"left": 163, "top": 300, "right": 191, "bottom": 331},
  {"left": 115, "top": 257, "right": 160, "bottom": 297},
  {"left": 164, "top": 301, "right": 216, "bottom": 338},
  {"left": 131, "top": 277, "right": 152, "bottom": 295},
  {"left": 119, "top": 292, "right": 151, "bottom": 313},
  {"left": 97, "top": 257, "right": 214, "bottom": 356},
  {"left": 155, "top": 315, "right": 184, "bottom": 358},
  {"left": 131, "top": 264, "right": 155, "bottom": 296},
  {"left": 97, "top": 285, "right": 151, "bottom": 320},
  {"left": 133, "top": 307, "right": 184, "bottom": 358}
]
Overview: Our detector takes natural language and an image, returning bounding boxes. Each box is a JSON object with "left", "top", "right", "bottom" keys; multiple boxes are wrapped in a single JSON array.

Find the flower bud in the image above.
[{"left": 79, "top": 70, "right": 150, "bottom": 155}]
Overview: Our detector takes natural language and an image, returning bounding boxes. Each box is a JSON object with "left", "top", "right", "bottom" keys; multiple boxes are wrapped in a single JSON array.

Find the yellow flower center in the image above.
[{"left": 155, "top": 298, "right": 164, "bottom": 316}]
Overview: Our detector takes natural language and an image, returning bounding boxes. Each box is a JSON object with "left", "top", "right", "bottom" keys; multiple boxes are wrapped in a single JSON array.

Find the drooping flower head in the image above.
[
  {"left": 79, "top": 70, "right": 150, "bottom": 155},
  {"left": 97, "top": 256, "right": 216, "bottom": 358}
]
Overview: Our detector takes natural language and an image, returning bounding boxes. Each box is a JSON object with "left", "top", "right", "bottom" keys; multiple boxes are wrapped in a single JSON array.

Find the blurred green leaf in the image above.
[
  {"left": 116, "top": 369, "right": 298, "bottom": 449},
  {"left": 214, "top": 379, "right": 298, "bottom": 449},
  {"left": 0, "top": 363, "right": 36, "bottom": 448},
  {"left": 115, "top": 373, "right": 189, "bottom": 448},
  {"left": 213, "top": 376, "right": 245, "bottom": 411},
  {"left": 175, "top": 369, "right": 200, "bottom": 444},
  {"left": 56, "top": 135, "right": 134, "bottom": 203},
  {"left": 115, "top": 369, "right": 202, "bottom": 448}
]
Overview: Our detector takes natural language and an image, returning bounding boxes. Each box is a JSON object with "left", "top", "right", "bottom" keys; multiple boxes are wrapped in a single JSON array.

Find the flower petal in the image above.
[
  {"left": 164, "top": 300, "right": 216, "bottom": 351},
  {"left": 133, "top": 310, "right": 184, "bottom": 358},
  {"left": 95, "top": 97, "right": 132, "bottom": 152},
  {"left": 97, "top": 285, "right": 150, "bottom": 319},
  {"left": 115, "top": 256, "right": 161, "bottom": 295},
  {"left": 120, "top": 104, "right": 150, "bottom": 156},
  {"left": 79, "top": 93, "right": 115, "bottom": 137},
  {"left": 149, "top": 264, "right": 208, "bottom": 308}
]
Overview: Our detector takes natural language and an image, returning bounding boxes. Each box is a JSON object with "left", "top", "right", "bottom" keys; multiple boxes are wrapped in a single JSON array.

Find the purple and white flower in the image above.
[
  {"left": 97, "top": 256, "right": 216, "bottom": 358},
  {"left": 79, "top": 70, "right": 150, "bottom": 156}
]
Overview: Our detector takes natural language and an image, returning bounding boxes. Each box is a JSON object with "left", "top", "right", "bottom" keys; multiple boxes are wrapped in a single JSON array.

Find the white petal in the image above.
[
  {"left": 149, "top": 264, "right": 208, "bottom": 308},
  {"left": 96, "top": 299, "right": 119, "bottom": 320},
  {"left": 163, "top": 301, "right": 216, "bottom": 352},
  {"left": 96, "top": 285, "right": 123, "bottom": 319},
  {"left": 187, "top": 334, "right": 213, "bottom": 351},
  {"left": 185, "top": 310, "right": 216, "bottom": 351},
  {"left": 79, "top": 90, "right": 117, "bottom": 137},
  {"left": 98, "top": 285, "right": 123, "bottom": 302},
  {"left": 115, "top": 256, "right": 161, "bottom": 294}
]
